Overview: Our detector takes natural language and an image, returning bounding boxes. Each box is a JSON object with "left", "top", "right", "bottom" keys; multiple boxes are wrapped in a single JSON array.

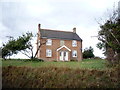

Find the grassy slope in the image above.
[
  {"left": 2, "top": 59, "right": 119, "bottom": 88},
  {"left": 3, "top": 66, "right": 119, "bottom": 88},
  {"left": 2, "top": 59, "right": 107, "bottom": 70}
]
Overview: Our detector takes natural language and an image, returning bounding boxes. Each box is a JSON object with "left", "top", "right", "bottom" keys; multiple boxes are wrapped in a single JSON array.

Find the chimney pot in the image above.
[{"left": 73, "top": 27, "right": 76, "bottom": 33}]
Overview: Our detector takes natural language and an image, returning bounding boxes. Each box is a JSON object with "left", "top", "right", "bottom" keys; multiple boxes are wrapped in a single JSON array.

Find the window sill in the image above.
[
  {"left": 46, "top": 45, "right": 52, "bottom": 46},
  {"left": 46, "top": 56, "right": 52, "bottom": 57},
  {"left": 72, "top": 56, "right": 77, "bottom": 57}
]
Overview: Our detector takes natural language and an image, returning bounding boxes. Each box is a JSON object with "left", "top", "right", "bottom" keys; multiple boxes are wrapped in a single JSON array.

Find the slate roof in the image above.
[{"left": 40, "top": 29, "right": 82, "bottom": 41}]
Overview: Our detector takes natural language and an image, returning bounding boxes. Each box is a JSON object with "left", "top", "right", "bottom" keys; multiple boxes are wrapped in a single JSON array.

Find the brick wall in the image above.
[{"left": 37, "top": 38, "right": 82, "bottom": 61}]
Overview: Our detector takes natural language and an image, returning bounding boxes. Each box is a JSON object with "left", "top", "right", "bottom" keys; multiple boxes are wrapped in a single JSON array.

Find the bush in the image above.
[
  {"left": 70, "top": 59, "right": 78, "bottom": 62},
  {"left": 93, "top": 57, "right": 102, "bottom": 60},
  {"left": 30, "top": 58, "right": 44, "bottom": 62},
  {"left": 83, "top": 46, "right": 95, "bottom": 59},
  {"left": 106, "top": 59, "right": 120, "bottom": 68}
]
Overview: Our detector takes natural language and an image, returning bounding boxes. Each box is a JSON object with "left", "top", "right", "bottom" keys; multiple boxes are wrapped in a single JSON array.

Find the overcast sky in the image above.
[{"left": 0, "top": 0, "right": 119, "bottom": 58}]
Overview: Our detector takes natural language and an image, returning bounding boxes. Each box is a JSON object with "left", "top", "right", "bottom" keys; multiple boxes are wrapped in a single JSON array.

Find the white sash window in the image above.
[
  {"left": 46, "top": 49, "right": 52, "bottom": 57},
  {"left": 46, "top": 39, "right": 52, "bottom": 46},
  {"left": 72, "top": 40, "right": 77, "bottom": 47},
  {"left": 72, "top": 50, "right": 77, "bottom": 57},
  {"left": 60, "top": 40, "right": 64, "bottom": 46}
]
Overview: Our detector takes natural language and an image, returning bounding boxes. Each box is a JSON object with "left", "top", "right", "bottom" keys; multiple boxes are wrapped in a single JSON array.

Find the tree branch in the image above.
[
  {"left": 33, "top": 41, "right": 46, "bottom": 58},
  {"left": 21, "top": 51, "right": 31, "bottom": 59},
  {"left": 109, "top": 29, "right": 120, "bottom": 46}
]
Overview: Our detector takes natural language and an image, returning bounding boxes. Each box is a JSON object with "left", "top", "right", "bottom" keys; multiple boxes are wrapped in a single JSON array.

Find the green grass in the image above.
[{"left": 2, "top": 59, "right": 107, "bottom": 70}]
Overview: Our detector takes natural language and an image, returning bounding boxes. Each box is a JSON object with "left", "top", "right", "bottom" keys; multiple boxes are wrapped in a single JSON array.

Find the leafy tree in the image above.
[
  {"left": 2, "top": 32, "right": 46, "bottom": 59},
  {"left": 18, "top": 32, "right": 46, "bottom": 59},
  {"left": 97, "top": 9, "right": 120, "bottom": 64},
  {"left": 2, "top": 37, "right": 18, "bottom": 59},
  {"left": 83, "top": 46, "right": 95, "bottom": 59},
  {"left": 16, "top": 32, "right": 34, "bottom": 59},
  {"left": 2, "top": 33, "right": 33, "bottom": 59}
]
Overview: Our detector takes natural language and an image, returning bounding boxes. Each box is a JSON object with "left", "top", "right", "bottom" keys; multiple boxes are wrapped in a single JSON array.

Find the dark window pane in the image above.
[
  {"left": 64, "top": 52, "right": 66, "bottom": 56},
  {"left": 60, "top": 52, "right": 61, "bottom": 56}
]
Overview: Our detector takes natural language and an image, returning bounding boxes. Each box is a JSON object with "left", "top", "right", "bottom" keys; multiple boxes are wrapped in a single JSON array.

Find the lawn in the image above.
[{"left": 2, "top": 59, "right": 107, "bottom": 70}]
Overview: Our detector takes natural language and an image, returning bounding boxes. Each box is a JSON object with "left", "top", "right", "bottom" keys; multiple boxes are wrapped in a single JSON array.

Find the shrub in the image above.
[
  {"left": 83, "top": 46, "right": 95, "bottom": 59},
  {"left": 93, "top": 57, "right": 102, "bottom": 60},
  {"left": 31, "top": 58, "right": 44, "bottom": 62},
  {"left": 70, "top": 59, "right": 78, "bottom": 62}
]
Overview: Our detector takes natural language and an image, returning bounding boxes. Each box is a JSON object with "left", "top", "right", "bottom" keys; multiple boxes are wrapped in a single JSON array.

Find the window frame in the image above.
[
  {"left": 46, "top": 39, "right": 52, "bottom": 46},
  {"left": 72, "top": 50, "right": 77, "bottom": 57},
  {"left": 46, "top": 49, "right": 52, "bottom": 57},
  {"left": 60, "top": 40, "right": 64, "bottom": 46},
  {"left": 72, "top": 40, "right": 77, "bottom": 47}
]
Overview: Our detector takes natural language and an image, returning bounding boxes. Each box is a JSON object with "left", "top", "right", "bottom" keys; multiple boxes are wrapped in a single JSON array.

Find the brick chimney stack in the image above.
[
  {"left": 38, "top": 24, "right": 41, "bottom": 31},
  {"left": 37, "top": 24, "right": 41, "bottom": 58},
  {"left": 73, "top": 27, "right": 76, "bottom": 33}
]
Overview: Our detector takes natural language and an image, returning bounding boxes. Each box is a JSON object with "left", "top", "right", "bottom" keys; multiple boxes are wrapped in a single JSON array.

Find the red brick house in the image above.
[{"left": 37, "top": 24, "right": 82, "bottom": 61}]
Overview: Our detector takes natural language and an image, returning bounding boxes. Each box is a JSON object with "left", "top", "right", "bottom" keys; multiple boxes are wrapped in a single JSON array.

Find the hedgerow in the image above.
[{"left": 2, "top": 66, "right": 119, "bottom": 88}]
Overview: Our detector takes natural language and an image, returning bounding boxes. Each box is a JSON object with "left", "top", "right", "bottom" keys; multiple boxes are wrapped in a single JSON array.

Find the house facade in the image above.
[{"left": 37, "top": 24, "right": 82, "bottom": 61}]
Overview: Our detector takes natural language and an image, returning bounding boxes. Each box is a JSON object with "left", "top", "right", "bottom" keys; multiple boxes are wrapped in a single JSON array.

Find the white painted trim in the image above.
[{"left": 57, "top": 45, "right": 71, "bottom": 51}]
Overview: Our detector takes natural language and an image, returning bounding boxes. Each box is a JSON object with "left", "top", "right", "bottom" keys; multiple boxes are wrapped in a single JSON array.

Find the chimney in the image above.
[
  {"left": 37, "top": 24, "right": 41, "bottom": 38},
  {"left": 38, "top": 24, "right": 41, "bottom": 31},
  {"left": 73, "top": 27, "right": 76, "bottom": 33}
]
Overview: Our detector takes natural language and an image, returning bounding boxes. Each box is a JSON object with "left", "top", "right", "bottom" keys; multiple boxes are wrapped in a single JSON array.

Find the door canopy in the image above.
[{"left": 57, "top": 45, "right": 71, "bottom": 52}]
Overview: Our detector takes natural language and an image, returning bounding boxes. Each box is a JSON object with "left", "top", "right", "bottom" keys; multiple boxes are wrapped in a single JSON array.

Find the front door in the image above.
[{"left": 60, "top": 51, "right": 68, "bottom": 61}]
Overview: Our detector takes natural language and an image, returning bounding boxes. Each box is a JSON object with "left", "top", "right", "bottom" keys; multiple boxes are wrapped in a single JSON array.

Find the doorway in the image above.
[{"left": 60, "top": 51, "right": 68, "bottom": 61}]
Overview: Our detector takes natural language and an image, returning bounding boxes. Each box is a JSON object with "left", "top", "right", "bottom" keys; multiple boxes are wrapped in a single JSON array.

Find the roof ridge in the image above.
[{"left": 41, "top": 29, "right": 73, "bottom": 33}]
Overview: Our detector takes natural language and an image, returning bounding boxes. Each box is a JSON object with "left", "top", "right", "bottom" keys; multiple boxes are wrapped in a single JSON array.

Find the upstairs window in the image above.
[
  {"left": 46, "top": 39, "right": 52, "bottom": 46},
  {"left": 72, "top": 50, "right": 77, "bottom": 57},
  {"left": 72, "top": 40, "right": 77, "bottom": 47},
  {"left": 60, "top": 40, "right": 64, "bottom": 46},
  {"left": 46, "top": 49, "right": 52, "bottom": 57}
]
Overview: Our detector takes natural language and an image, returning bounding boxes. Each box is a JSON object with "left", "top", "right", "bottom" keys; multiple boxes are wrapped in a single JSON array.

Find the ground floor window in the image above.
[
  {"left": 72, "top": 50, "right": 77, "bottom": 57},
  {"left": 46, "top": 49, "right": 52, "bottom": 57}
]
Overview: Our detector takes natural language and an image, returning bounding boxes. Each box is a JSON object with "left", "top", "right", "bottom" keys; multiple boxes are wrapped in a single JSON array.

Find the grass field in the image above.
[{"left": 2, "top": 59, "right": 107, "bottom": 70}]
